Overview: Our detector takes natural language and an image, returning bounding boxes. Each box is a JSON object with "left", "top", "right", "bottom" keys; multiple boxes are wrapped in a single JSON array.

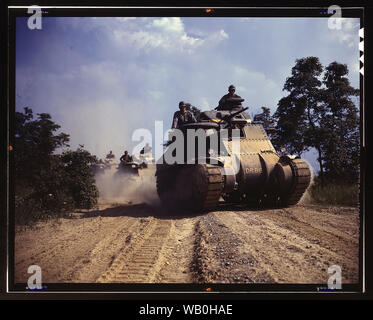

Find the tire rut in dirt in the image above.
[
  {"left": 67, "top": 218, "right": 151, "bottom": 282},
  {"left": 154, "top": 218, "right": 198, "bottom": 283},
  {"left": 219, "top": 209, "right": 359, "bottom": 283},
  {"left": 15, "top": 216, "right": 139, "bottom": 283},
  {"left": 97, "top": 219, "right": 172, "bottom": 283},
  {"left": 251, "top": 208, "right": 358, "bottom": 257},
  {"left": 60, "top": 219, "right": 140, "bottom": 282},
  {"left": 191, "top": 213, "right": 274, "bottom": 283}
]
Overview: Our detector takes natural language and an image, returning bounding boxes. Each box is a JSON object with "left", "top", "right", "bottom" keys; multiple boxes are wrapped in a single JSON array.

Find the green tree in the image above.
[
  {"left": 14, "top": 107, "right": 99, "bottom": 224},
  {"left": 273, "top": 57, "right": 359, "bottom": 186},
  {"left": 320, "top": 62, "right": 359, "bottom": 183},
  {"left": 273, "top": 57, "right": 325, "bottom": 183},
  {"left": 254, "top": 106, "right": 275, "bottom": 127},
  {"left": 253, "top": 107, "right": 277, "bottom": 140},
  {"left": 15, "top": 107, "right": 70, "bottom": 183}
]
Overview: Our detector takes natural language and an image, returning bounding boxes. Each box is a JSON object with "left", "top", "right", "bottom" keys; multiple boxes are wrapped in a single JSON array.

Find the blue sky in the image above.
[{"left": 15, "top": 16, "right": 360, "bottom": 172}]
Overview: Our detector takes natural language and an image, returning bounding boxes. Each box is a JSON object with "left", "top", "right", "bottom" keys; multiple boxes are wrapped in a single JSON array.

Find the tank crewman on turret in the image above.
[
  {"left": 120, "top": 150, "right": 133, "bottom": 163},
  {"left": 106, "top": 150, "right": 115, "bottom": 159},
  {"left": 217, "top": 85, "right": 243, "bottom": 110},
  {"left": 171, "top": 101, "right": 197, "bottom": 129},
  {"left": 140, "top": 143, "right": 152, "bottom": 155}
]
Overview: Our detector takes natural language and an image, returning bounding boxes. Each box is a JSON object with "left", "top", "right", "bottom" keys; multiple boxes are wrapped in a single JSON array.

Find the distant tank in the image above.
[
  {"left": 116, "top": 160, "right": 141, "bottom": 177},
  {"left": 93, "top": 157, "right": 117, "bottom": 176},
  {"left": 156, "top": 98, "right": 311, "bottom": 211},
  {"left": 133, "top": 145, "right": 155, "bottom": 169},
  {"left": 92, "top": 160, "right": 106, "bottom": 176}
]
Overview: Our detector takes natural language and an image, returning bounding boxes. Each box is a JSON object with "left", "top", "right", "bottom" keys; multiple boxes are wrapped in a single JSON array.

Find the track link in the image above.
[
  {"left": 284, "top": 158, "right": 311, "bottom": 205},
  {"left": 200, "top": 164, "right": 224, "bottom": 211},
  {"left": 156, "top": 164, "right": 223, "bottom": 212}
]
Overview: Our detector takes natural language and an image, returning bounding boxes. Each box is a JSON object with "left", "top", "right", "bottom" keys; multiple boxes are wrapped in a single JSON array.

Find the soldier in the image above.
[
  {"left": 140, "top": 143, "right": 152, "bottom": 155},
  {"left": 171, "top": 101, "right": 197, "bottom": 129},
  {"left": 217, "top": 85, "right": 243, "bottom": 110},
  {"left": 120, "top": 150, "right": 133, "bottom": 163},
  {"left": 106, "top": 150, "right": 115, "bottom": 159}
]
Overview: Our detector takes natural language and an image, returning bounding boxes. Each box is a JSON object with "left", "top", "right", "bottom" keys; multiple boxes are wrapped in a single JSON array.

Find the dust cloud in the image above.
[{"left": 94, "top": 164, "right": 160, "bottom": 206}]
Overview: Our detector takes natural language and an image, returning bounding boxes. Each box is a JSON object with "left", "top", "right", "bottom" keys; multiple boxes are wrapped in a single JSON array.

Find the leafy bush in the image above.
[
  {"left": 14, "top": 108, "right": 99, "bottom": 225},
  {"left": 60, "top": 146, "right": 99, "bottom": 209}
]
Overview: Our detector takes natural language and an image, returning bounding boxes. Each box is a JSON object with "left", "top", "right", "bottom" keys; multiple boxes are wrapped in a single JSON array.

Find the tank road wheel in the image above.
[
  {"left": 156, "top": 164, "right": 223, "bottom": 212},
  {"left": 281, "top": 158, "right": 311, "bottom": 206}
]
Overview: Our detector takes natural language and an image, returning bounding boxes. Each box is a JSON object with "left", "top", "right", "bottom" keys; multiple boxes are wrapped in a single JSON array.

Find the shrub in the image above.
[{"left": 60, "top": 146, "right": 99, "bottom": 209}]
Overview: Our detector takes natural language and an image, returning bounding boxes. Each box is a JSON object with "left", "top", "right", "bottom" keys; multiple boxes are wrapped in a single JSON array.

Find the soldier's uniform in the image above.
[
  {"left": 217, "top": 93, "right": 243, "bottom": 110},
  {"left": 172, "top": 101, "right": 197, "bottom": 129},
  {"left": 120, "top": 152, "right": 132, "bottom": 163},
  {"left": 172, "top": 110, "right": 197, "bottom": 129},
  {"left": 217, "top": 85, "right": 243, "bottom": 110}
]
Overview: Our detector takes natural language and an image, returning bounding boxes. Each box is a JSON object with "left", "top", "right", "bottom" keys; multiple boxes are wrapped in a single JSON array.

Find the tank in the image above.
[
  {"left": 116, "top": 160, "right": 141, "bottom": 177},
  {"left": 156, "top": 99, "right": 311, "bottom": 211}
]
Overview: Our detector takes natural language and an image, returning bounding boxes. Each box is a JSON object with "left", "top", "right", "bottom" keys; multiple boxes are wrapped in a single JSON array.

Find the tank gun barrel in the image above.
[{"left": 221, "top": 106, "right": 248, "bottom": 122}]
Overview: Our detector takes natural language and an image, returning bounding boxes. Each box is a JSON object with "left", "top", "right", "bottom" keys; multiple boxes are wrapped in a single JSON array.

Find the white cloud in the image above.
[
  {"left": 108, "top": 17, "right": 231, "bottom": 55},
  {"left": 219, "top": 29, "right": 229, "bottom": 39},
  {"left": 152, "top": 17, "right": 184, "bottom": 33},
  {"left": 57, "top": 17, "right": 229, "bottom": 56},
  {"left": 112, "top": 17, "right": 205, "bottom": 54},
  {"left": 329, "top": 18, "right": 360, "bottom": 48}
]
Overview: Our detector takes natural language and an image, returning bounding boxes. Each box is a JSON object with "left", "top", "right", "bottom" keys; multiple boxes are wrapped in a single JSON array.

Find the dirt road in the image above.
[{"left": 14, "top": 202, "right": 359, "bottom": 285}]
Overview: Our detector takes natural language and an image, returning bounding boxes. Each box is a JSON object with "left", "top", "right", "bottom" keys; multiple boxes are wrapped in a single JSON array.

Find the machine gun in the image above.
[{"left": 218, "top": 107, "right": 249, "bottom": 128}]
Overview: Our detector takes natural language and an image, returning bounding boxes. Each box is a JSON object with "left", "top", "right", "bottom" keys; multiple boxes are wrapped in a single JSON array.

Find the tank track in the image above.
[
  {"left": 198, "top": 164, "right": 224, "bottom": 211},
  {"left": 283, "top": 158, "right": 311, "bottom": 205},
  {"left": 156, "top": 164, "right": 223, "bottom": 211}
]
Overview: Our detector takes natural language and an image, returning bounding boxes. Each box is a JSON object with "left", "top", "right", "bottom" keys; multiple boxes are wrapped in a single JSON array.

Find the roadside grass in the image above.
[{"left": 308, "top": 182, "right": 359, "bottom": 207}]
